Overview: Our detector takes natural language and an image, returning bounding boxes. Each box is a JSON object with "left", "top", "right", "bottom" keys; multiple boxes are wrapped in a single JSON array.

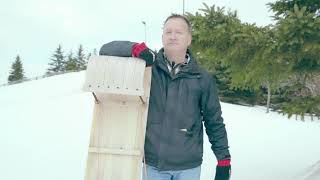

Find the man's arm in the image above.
[
  {"left": 99, "top": 41, "right": 156, "bottom": 66},
  {"left": 200, "top": 74, "right": 231, "bottom": 180}
]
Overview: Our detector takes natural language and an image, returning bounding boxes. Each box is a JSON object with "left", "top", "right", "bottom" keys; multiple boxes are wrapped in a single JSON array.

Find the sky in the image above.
[
  {"left": 0, "top": 71, "right": 319, "bottom": 180},
  {"left": 0, "top": 0, "right": 277, "bottom": 84}
]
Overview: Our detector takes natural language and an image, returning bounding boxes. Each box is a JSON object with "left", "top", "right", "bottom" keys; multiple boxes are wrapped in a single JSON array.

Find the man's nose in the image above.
[{"left": 169, "top": 33, "right": 177, "bottom": 40}]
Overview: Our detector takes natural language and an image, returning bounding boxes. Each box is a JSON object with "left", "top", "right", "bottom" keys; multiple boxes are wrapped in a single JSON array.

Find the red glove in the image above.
[
  {"left": 131, "top": 42, "right": 155, "bottom": 66},
  {"left": 215, "top": 159, "right": 231, "bottom": 180},
  {"left": 217, "top": 159, "right": 231, "bottom": 166}
]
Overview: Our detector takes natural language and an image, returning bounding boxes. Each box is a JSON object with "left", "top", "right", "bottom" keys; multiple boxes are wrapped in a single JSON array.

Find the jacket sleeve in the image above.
[
  {"left": 200, "top": 73, "right": 231, "bottom": 161},
  {"left": 99, "top": 41, "right": 156, "bottom": 67},
  {"left": 99, "top": 41, "right": 137, "bottom": 57}
]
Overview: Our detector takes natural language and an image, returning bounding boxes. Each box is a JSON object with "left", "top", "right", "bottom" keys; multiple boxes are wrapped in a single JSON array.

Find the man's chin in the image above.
[{"left": 164, "top": 46, "right": 184, "bottom": 52}]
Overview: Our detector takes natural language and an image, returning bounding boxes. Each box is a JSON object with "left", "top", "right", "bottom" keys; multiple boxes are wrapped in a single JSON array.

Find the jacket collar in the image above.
[{"left": 156, "top": 48, "right": 201, "bottom": 76}]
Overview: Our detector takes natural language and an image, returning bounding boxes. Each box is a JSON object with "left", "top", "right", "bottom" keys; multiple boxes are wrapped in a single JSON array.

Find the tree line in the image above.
[
  {"left": 7, "top": 44, "right": 97, "bottom": 82},
  {"left": 186, "top": 0, "right": 320, "bottom": 120}
]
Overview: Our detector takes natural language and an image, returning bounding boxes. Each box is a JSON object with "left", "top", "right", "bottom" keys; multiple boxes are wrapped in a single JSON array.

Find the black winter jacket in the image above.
[
  {"left": 144, "top": 48, "right": 230, "bottom": 171},
  {"left": 99, "top": 41, "right": 230, "bottom": 170}
]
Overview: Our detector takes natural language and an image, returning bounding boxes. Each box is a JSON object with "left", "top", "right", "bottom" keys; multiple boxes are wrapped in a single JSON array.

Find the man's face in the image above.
[{"left": 162, "top": 18, "right": 192, "bottom": 52}]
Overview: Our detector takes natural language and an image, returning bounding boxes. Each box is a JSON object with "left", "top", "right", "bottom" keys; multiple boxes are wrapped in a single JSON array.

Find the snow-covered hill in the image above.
[{"left": 0, "top": 71, "right": 319, "bottom": 180}]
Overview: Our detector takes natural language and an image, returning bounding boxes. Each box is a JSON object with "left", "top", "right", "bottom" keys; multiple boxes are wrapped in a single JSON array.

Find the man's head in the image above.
[{"left": 162, "top": 14, "right": 192, "bottom": 54}]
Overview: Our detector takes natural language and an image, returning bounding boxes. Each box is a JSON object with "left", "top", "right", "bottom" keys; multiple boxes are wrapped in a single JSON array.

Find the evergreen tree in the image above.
[
  {"left": 8, "top": 55, "right": 25, "bottom": 82},
  {"left": 214, "top": 63, "right": 232, "bottom": 98},
  {"left": 236, "top": 25, "right": 288, "bottom": 112},
  {"left": 186, "top": 3, "right": 241, "bottom": 69},
  {"left": 187, "top": 3, "right": 285, "bottom": 109},
  {"left": 268, "top": 0, "right": 320, "bottom": 19},
  {"left": 65, "top": 51, "right": 78, "bottom": 71},
  {"left": 187, "top": 2, "right": 320, "bottom": 118},
  {"left": 87, "top": 52, "right": 91, "bottom": 61},
  {"left": 273, "top": 5, "right": 320, "bottom": 76},
  {"left": 75, "top": 44, "right": 87, "bottom": 70},
  {"left": 272, "top": 4, "right": 320, "bottom": 119},
  {"left": 265, "top": 0, "right": 320, "bottom": 119},
  {"left": 47, "top": 45, "right": 66, "bottom": 74},
  {"left": 86, "top": 48, "right": 98, "bottom": 64},
  {"left": 213, "top": 63, "right": 258, "bottom": 105}
]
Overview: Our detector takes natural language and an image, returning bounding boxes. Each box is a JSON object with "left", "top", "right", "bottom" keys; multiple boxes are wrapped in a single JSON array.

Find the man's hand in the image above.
[
  {"left": 132, "top": 42, "right": 155, "bottom": 66},
  {"left": 214, "top": 159, "right": 231, "bottom": 180}
]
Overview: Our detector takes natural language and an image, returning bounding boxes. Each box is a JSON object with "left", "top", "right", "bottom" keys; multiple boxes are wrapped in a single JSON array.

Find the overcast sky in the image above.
[{"left": 0, "top": 0, "right": 276, "bottom": 84}]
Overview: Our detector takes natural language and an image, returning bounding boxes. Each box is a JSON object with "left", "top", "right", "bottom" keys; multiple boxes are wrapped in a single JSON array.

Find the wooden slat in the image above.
[
  {"left": 83, "top": 56, "right": 146, "bottom": 96},
  {"left": 88, "top": 147, "right": 141, "bottom": 156}
]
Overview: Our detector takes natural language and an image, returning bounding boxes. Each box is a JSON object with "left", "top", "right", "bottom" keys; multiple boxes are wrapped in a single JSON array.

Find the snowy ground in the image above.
[{"left": 0, "top": 71, "right": 319, "bottom": 180}]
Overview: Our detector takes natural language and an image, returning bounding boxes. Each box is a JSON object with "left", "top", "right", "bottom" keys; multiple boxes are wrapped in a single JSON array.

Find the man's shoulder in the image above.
[
  {"left": 198, "top": 67, "right": 212, "bottom": 80},
  {"left": 196, "top": 68, "right": 218, "bottom": 91}
]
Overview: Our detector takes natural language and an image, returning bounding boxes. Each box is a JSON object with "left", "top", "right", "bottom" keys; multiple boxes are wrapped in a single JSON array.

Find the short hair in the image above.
[{"left": 163, "top": 13, "right": 192, "bottom": 33}]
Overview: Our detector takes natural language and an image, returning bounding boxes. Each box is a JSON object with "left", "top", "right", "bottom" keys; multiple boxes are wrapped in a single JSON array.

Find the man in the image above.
[{"left": 100, "top": 14, "right": 231, "bottom": 180}]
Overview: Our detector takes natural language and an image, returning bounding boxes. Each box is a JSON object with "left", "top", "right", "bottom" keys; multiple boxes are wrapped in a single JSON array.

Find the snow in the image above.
[{"left": 0, "top": 71, "right": 319, "bottom": 180}]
